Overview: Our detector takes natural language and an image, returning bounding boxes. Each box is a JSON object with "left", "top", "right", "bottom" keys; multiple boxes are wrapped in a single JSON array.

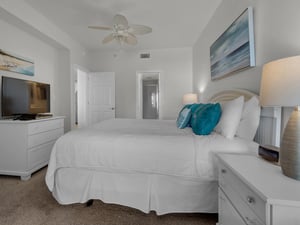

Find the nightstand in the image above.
[{"left": 217, "top": 153, "right": 300, "bottom": 225}]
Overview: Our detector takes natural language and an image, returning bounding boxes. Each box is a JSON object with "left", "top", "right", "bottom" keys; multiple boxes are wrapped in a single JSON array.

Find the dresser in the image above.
[
  {"left": 217, "top": 153, "right": 300, "bottom": 225},
  {"left": 0, "top": 116, "right": 64, "bottom": 180}
]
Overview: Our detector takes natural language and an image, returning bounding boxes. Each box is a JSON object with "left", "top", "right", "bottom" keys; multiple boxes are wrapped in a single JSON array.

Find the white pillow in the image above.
[
  {"left": 214, "top": 96, "right": 244, "bottom": 139},
  {"left": 236, "top": 96, "right": 261, "bottom": 140}
]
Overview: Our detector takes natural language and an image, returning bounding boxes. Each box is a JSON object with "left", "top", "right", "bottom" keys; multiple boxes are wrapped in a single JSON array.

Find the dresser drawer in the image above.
[
  {"left": 28, "top": 141, "right": 54, "bottom": 170},
  {"left": 219, "top": 163, "right": 266, "bottom": 224},
  {"left": 28, "top": 119, "right": 64, "bottom": 135},
  {"left": 28, "top": 128, "right": 63, "bottom": 148}
]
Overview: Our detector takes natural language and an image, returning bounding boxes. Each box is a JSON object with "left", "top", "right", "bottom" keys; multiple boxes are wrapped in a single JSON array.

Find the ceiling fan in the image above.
[{"left": 88, "top": 14, "right": 152, "bottom": 45}]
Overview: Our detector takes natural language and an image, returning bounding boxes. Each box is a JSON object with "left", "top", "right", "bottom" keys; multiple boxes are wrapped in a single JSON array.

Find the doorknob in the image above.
[{"left": 111, "top": 107, "right": 115, "bottom": 110}]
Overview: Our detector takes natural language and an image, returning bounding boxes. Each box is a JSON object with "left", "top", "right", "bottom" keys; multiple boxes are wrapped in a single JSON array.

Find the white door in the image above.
[{"left": 88, "top": 72, "right": 115, "bottom": 125}]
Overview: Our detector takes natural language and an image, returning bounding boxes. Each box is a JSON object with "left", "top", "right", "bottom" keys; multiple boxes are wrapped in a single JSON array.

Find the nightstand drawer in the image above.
[
  {"left": 218, "top": 154, "right": 300, "bottom": 225},
  {"left": 219, "top": 164, "right": 266, "bottom": 224},
  {"left": 220, "top": 183, "right": 264, "bottom": 225},
  {"left": 219, "top": 188, "right": 247, "bottom": 225}
]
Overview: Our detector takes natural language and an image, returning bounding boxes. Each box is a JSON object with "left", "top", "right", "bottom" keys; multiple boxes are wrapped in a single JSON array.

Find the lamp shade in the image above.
[
  {"left": 260, "top": 55, "right": 300, "bottom": 180},
  {"left": 182, "top": 93, "right": 198, "bottom": 105},
  {"left": 260, "top": 55, "right": 300, "bottom": 107}
]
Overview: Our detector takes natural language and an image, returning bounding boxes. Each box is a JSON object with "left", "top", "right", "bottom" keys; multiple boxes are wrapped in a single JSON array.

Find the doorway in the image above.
[
  {"left": 142, "top": 79, "right": 159, "bottom": 119},
  {"left": 74, "top": 70, "right": 115, "bottom": 128},
  {"left": 136, "top": 72, "right": 161, "bottom": 119},
  {"left": 75, "top": 67, "right": 88, "bottom": 128}
]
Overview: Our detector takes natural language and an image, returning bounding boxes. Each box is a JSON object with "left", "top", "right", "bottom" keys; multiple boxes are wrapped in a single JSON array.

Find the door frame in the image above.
[
  {"left": 72, "top": 64, "right": 89, "bottom": 130},
  {"left": 136, "top": 71, "right": 162, "bottom": 119}
]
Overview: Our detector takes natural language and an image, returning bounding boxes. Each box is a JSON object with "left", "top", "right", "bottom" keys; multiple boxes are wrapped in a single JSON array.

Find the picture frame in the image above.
[
  {"left": 210, "top": 7, "right": 255, "bottom": 80},
  {"left": 0, "top": 49, "right": 34, "bottom": 76}
]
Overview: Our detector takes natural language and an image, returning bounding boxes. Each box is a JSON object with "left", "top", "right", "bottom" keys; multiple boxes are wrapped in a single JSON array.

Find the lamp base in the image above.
[{"left": 281, "top": 107, "right": 300, "bottom": 180}]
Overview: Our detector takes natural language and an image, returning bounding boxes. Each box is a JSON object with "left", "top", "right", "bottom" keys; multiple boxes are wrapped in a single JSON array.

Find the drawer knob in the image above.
[
  {"left": 245, "top": 216, "right": 258, "bottom": 225},
  {"left": 247, "top": 196, "right": 255, "bottom": 204},
  {"left": 221, "top": 169, "right": 226, "bottom": 174}
]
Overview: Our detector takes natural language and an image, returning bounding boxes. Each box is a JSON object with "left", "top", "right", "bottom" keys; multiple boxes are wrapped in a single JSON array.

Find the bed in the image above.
[{"left": 45, "top": 89, "right": 261, "bottom": 215}]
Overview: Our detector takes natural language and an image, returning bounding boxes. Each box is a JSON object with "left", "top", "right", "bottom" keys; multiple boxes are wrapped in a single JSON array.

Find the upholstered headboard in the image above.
[
  {"left": 209, "top": 89, "right": 281, "bottom": 146},
  {"left": 209, "top": 89, "right": 257, "bottom": 102}
]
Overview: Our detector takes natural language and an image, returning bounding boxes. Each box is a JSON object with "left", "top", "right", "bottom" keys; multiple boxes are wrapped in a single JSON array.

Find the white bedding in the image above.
[{"left": 46, "top": 119, "right": 258, "bottom": 191}]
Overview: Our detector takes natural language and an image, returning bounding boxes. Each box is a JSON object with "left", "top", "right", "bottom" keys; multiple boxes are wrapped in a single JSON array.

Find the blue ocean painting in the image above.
[
  {"left": 210, "top": 8, "right": 254, "bottom": 80},
  {"left": 0, "top": 49, "right": 34, "bottom": 76}
]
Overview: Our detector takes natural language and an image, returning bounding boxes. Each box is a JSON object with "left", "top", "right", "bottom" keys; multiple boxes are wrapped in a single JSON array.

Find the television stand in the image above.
[{"left": 0, "top": 116, "right": 64, "bottom": 180}]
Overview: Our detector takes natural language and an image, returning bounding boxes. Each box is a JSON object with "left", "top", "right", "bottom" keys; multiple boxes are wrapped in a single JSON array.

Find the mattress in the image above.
[{"left": 45, "top": 118, "right": 258, "bottom": 214}]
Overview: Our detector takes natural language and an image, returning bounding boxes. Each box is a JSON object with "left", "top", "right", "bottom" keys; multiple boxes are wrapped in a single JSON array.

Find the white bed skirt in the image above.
[{"left": 52, "top": 168, "right": 218, "bottom": 215}]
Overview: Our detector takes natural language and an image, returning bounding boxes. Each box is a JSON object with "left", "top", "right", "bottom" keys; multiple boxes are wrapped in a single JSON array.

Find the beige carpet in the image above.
[{"left": 0, "top": 168, "right": 217, "bottom": 225}]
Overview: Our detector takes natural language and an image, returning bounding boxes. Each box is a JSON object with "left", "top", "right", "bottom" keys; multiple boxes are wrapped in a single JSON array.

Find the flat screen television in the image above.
[{"left": 1, "top": 76, "right": 50, "bottom": 119}]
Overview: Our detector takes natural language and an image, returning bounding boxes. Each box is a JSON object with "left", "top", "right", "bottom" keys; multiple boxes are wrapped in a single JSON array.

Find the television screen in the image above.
[{"left": 1, "top": 76, "right": 50, "bottom": 118}]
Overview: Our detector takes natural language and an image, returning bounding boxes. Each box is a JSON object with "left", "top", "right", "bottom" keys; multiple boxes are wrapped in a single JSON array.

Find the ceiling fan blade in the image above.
[
  {"left": 102, "top": 33, "right": 115, "bottom": 44},
  {"left": 124, "top": 33, "right": 138, "bottom": 45},
  {"left": 113, "top": 14, "right": 128, "bottom": 28},
  {"left": 129, "top": 24, "right": 152, "bottom": 35},
  {"left": 88, "top": 26, "right": 112, "bottom": 31}
]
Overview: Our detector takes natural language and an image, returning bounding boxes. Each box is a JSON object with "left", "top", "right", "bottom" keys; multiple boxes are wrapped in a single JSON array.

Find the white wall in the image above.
[
  {"left": 0, "top": 1, "right": 88, "bottom": 131},
  {"left": 88, "top": 48, "right": 193, "bottom": 119},
  {"left": 193, "top": 0, "right": 300, "bottom": 101},
  {"left": 0, "top": 19, "right": 58, "bottom": 113},
  {"left": 0, "top": 19, "right": 74, "bottom": 131}
]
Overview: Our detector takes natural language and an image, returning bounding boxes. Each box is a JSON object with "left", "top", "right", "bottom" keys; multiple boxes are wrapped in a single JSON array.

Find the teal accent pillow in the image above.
[
  {"left": 190, "top": 103, "right": 222, "bottom": 135},
  {"left": 176, "top": 108, "right": 192, "bottom": 129},
  {"left": 176, "top": 104, "right": 200, "bottom": 128},
  {"left": 179, "top": 104, "right": 192, "bottom": 114},
  {"left": 189, "top": 103, "right": 203, "bottom": 113},
  {"left": 183, "top": 103, "right": 203, "bottom": 127}
]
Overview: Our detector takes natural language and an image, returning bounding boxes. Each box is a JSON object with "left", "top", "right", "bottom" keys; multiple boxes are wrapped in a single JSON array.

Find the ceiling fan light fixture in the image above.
[{"left": 88, "top": 14, "right": 151, "bottom": 46}]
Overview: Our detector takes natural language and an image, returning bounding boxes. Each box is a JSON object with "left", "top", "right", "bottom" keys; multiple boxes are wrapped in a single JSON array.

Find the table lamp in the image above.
[
  {"left": 182, "top": 93, "right": 198, "bottom": 105},
  {"left": 260, "top": 55, "right": 300, "bottom": 180}
]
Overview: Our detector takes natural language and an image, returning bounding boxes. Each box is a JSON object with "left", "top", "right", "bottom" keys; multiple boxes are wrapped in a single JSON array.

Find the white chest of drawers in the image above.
[
  {"left": 217, "top": 153, "right": 300, "bottom": 225},
  {"left": 0, "top": 117, "right": 64, "bottom": 180}
]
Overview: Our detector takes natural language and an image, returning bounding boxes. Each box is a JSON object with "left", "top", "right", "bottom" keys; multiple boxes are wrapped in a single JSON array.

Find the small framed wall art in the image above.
[
  {"left": 0, "top": 49, "right": 34, "bottom": 76},
  {"left": 210, "top": 7, "right": 255, "bottom": 80}
]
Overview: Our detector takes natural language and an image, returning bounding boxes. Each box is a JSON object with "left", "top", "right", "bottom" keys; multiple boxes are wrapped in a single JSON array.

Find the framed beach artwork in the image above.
[
  {"left": 210, "top": 7, "right": 255, "bottom": 80},
  {"left": 0, "top": 49, "right": 34, "bottom": 76}
]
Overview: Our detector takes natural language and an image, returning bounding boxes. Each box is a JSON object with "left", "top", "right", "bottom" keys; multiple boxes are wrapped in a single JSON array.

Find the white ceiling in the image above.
[{"left": 24, "top": 0, "right": 221, "bottom": 51}]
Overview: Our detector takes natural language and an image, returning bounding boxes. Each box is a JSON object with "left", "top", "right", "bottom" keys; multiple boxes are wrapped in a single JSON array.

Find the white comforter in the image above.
[{"left": 46, "top": 119, "right": 258, "bottom": 191}]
